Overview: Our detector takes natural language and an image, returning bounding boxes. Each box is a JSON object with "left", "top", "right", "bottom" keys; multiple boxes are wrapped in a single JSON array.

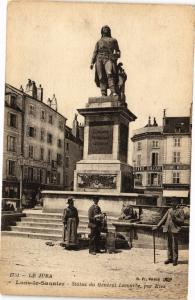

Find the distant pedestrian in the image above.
[
  {"left": 88, "top": 196, "right": 103, "bottom": 255},
  {"left": 21, "top": 193, "right": 27, "bottom": 208},
  {"left": 153, "top": 197, "right": 184, "bottom": 266},
  {"left": 62, "top": 197, "right": 79, "bottom": 249},
  {"left": 35, "top": 188, "right": 42, "bottom": 206}
]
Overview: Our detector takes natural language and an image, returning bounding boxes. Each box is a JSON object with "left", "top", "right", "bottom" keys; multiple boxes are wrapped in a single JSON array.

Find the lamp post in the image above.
[{"left": 17, "top": 155, "right": 24, "bottom": 211}]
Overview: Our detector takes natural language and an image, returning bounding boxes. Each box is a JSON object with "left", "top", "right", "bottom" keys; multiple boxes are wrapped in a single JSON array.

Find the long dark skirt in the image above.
[{"left": 63, "top": 218, "right": 78, "bottom": 248}]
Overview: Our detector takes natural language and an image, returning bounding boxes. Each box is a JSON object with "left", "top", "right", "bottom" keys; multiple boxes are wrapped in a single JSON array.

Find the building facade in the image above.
[
  {"left": 162, "top": 116, "right": 191, "bottom": 202},
  {"left": 2, "top": 89, "right": 23, "bottom": 199},
  {"left": 132, "top": 117, "right": 163, "bottom": 195},
  {"left": 64, "top": 123, "right": 83, "bottom": 190},
  {"left": 3, "top": 81, "right": 70, "bottom": 205},
  {"left": 131, "top": 114, "right": 191, "bottom": 204},
  {"left": 22, "top": 86, "right": 66, "bottom": 200}
]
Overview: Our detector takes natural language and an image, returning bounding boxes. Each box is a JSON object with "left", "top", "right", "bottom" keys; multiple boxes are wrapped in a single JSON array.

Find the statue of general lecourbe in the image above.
[{"left": 90, "top": 25, "right": 126, "bottom": 100}]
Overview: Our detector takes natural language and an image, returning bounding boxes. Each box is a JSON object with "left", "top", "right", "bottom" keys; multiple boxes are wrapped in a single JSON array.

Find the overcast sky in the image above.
[{"left": 5, "top": 2, "right": 194, "bottom": 136}]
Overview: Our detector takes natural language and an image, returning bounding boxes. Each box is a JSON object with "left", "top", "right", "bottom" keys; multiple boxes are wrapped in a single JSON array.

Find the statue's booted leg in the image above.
[
  {"left": 107, "top": 75, "right": 117, "bottom": 96},
  {"left": 100, "top": 82, "right": 107, "bottom": 96},
  {"left": 105, "top": 61, "right": 117, "bottom": 96}
]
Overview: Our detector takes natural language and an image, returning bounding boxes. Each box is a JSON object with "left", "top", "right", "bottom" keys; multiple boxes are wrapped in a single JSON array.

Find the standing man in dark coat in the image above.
[
  {"left": 153, "top": 197, "right": 184, "bottom": 266},
  {"left": 88, "top": 196, "right": 103, "bottom": 255}
]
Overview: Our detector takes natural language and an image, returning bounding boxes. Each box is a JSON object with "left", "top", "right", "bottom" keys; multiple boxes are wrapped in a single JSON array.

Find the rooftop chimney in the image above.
[
  {"left": 163, "top": 109, "right": 167, "bottom": 127},
  {"left": 47, "top": 98, "right": 52, "bottom": 107},
  {"left": 25, "top": 79, "right": 32, "bottom": 93},
  {"left": 144, "top": 116, "right": 152, "bottom": 127},
  {"left": 153, "top": 117, "right": 158, "bottom": 126},
  {"left": 50, "top": 94, "right": 57, "bottom": 111},
  {"left": 37, "top": 84, "right": 43, "bottom": 102},
  {"left": 32, "top": 81, "right": 37, "bottom": 98},
  {"left": 25, "top": 79, "right": 37, "bottom": 99}
]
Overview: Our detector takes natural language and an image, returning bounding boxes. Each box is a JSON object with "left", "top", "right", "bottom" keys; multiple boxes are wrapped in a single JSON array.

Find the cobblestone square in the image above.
[{"left": 0, "top": 236, "right": 189, "bottom": 300}]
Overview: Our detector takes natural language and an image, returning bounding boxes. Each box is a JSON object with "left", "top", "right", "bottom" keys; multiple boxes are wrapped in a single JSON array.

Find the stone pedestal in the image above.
[{"left": 74, "top": 96, "right": 136, "bottom": 193}]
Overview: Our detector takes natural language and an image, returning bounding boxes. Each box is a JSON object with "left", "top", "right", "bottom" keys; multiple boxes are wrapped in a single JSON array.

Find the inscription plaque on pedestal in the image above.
[{"left": 88, "top": 121, "right": 113, "bottom": 154}]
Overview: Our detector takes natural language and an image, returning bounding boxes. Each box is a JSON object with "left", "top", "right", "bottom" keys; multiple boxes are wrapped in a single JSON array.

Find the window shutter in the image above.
[
  {"left": 25, "top": 145, "right": 28, "bottom": 158},
  {"left": 33, "top": 168, "right": 37, "bottom": 182},
  {"left": 7, "top": 135, "right": 9, "bottom": 151},
  {"left": 173, "top": 152, "right": 175, "bottom": 163},
  {"left": 156, "top": 153, "right": 159, "bottom": 165},
  {"left": 43, "top": 169, "right": 46, "bottom": 184},
  {"left": 158, "top": 174, "right": 161, "bottom": 186},
  {"left": 34, "top": 145, "right": 37, "bottom": 159},
  {"left": 147, "top": 173, "right": 151, "bottom": 185},
  {"left": 23, "top": 166, "right": 28, "bottom": 180},
  {"left": 14, "top": 114, "right": 17, "bottom": 128},
  {"left": 37, "top": 169, "right": 40, "bottom": 183},
  {"left": 6, "top": 160, "right": 9, "bottom": 176},
  {"left": 7, "top": 113, "right": 9, "bottom": 126}
]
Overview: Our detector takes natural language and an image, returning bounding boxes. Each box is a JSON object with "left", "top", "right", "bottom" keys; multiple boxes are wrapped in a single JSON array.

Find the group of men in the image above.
[
  {"left": 62, "top": 196, "right": 186, "bottom": 265},
  {"left": 62, "top": 196, "right": 106, "bottom": 255}
]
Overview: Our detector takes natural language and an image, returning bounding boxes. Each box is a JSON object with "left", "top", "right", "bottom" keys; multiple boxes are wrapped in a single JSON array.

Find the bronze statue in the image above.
[{"left": 90, "top": 25, "right": 120, "bottom": 97}]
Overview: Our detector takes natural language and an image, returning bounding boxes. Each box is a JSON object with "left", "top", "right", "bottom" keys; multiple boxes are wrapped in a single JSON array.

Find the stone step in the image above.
[
  {"left": 1, "top": 231, "right": 62, "bottom": 241},
  {"left": 16, "top": 222, "right": 114, "bottom": 230},
  {"left": 25, "top": 213, "right": 62, "bottom": 219},
  {"left": 10, "top": 226, "right": 91, "bottom": 235},
  {"left": 4, "top": 210, "right": 116, "bottom": 242},
  {"left": 24, "top": 212, "right": 117, "bottom": 222},
  {"left": 21, "top": 216, "right": 116, "bottom": 225},
  {"left": 23, "top": 216, "right": 89, "bottom": 222},
  {"left": 21, "top": 217, "right": 62, "bottom": 223},
  {"left": 16, "top": 222, "right": 63, "bottom": 229},
  {"left": 10, "top": 226, "right": 63, "bottom": 235}
]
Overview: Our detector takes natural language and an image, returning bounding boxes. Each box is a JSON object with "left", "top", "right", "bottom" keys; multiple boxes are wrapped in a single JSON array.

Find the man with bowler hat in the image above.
[
  {"left": 88, "top": 196, "right": 103, "bottom": 255},
  {"left": 153, "top": 197, "right": 184, "bottom": 266}
]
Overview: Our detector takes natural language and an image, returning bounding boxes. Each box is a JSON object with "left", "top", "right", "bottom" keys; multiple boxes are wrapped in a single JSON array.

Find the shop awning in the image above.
[{"left": 163, "top": 190, "right": 189, "bottom": 198}]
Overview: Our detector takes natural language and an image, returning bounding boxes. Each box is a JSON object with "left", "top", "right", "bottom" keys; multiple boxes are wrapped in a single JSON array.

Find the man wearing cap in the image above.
[
  {"left": 153, "top": 197, "right": 184, "bottom": 266},
  {"left": 88, "top": 196, "right": 103, "bottom": 255},
  {"left": 62, "top": 197, "right": 79, "bottom": 249}
]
